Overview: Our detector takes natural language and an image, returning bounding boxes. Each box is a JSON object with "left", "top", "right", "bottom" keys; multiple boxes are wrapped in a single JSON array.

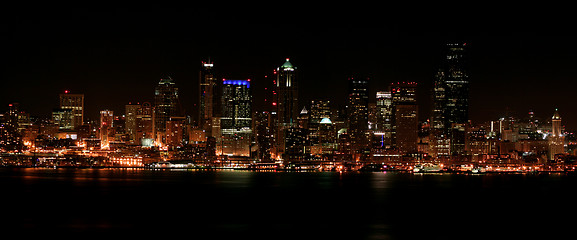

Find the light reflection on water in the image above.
[{"left": 1, "top": 168, "right": 575, "bottom": 239}]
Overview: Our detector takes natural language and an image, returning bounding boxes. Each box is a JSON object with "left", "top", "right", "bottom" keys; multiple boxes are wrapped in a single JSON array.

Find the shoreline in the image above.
[{"left": 1, "top": 165, "right": 574, "bottom": 174}]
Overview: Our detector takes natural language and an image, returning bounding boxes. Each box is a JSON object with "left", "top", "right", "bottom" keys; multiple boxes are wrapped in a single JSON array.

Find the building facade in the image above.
[
  {"left": 218, "top": 79, "right": 252, "bottom": 157},
  {"left": 59, "top": 92, "right": 84, "bottom": 129},
  {"left": 273, "top": 58, "right": 298, "bottom": 160},
  {"left": 549, "top": 109, "right": 564, "bottom": 160},
  {"left": 199, "top": 60, "right": 216, "bottom": 137},
  {"left": 154, "top": 77, "right": 180, "bottom": 144},
  {"left": 346, "top": 76, "right": 369, "bottom": 158},
  {"left": 431, "top": 43, "right": 469, "bottom": 157},
  {"left": 391, "top": 82, "right": 418, "bottom": 154}
]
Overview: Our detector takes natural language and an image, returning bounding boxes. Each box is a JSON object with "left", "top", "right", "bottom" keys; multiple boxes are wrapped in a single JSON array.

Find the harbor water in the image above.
[{"left": 0, "top": 168, "right": 575, "bottom": 239}]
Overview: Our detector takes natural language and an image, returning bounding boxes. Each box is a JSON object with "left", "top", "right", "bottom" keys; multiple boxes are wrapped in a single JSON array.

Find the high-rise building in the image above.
[
  {"left": 308, "top": 100, "right": 332, "bottom": 153},
  {"left": 136, "top": 102, "right": 154, "bottom": 146},
  {"left": 0, "top": 103, "right": 23, "bottom": 150},
  {"left": 346, "top": 76, "right": 369, "bottom": 158},
  {"left": 273, "top": 58, "right": 298, "bottom": 160},
  {"left": 218, "top": 79, "right": 252, "bottom": 156},
  {"left": 431, "top": 43, "right": 469, "bottom": 157},
  {"left": 391, "top": 82, "right": 418, "bottom": 154},
  {"left": 125, "top": 103, "right": 141, "bottom": 143},
  {"left": 154, "top": 77, "right": 180, "bottom": 144},
  {"left": 52, "top": 108, "right": 74, "bottom": 130},
  {"left": 59, "top": 91, "right": 84, "bottom": 129},
  {"left": 549, "top": 109, "right": 564, "bottom": 160},
  {"left": 99, "top": 110, "right": 113, "bottom": 148},
  {"left": 166, "top": 116, "right": 186, "bottom": 148},
  {"left": 275, "top": 58, "right": 298, "bottom": 125},
  {"left": 199, "top": 60, "right": 216, "bottom": 137},
  {"left": 375, "top": 91, "right": 393, "bottom": 149}
]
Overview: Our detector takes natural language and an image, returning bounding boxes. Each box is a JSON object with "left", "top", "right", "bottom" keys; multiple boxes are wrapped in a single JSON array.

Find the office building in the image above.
[
  {"left": 199, "top": 59, "right": 216, "bottom": 137},
  {"left": 218, "top": 79, "right": 252, "bottom": 156},
  {"left": 52, "top": 108, "right": 74, "bottom": 130},
  {"left": 154, "top": 77, "right": 180, "bottom": 143},
  {"left": 391, "top": 82, "right": 418, "bottom": 154},
  {"left": 136, "top": 102, "right": 154, "bottom": 146},
  {"left": 273, "top": 58, "right": 298, "bottom": 160},
  {"left": 431, "top": 43, "right": 469, "bottom": 157},
  {"left": 59, "top": 91, "right": 84, "bottom": 129},
  {"left": 346, "top": 76, "right": 369, "bottom": 157},
  {"left": 375, "top": 91, "right": 393, "bottom": 149},
  {"left": 549, "top": 109, "right": 564, "bottom": 160},
  {"left": 125, "top": 103, "right": 140, "bottom": 143},
  {"left": 100, "top": 110, "right": 113, "bottom": 147}
]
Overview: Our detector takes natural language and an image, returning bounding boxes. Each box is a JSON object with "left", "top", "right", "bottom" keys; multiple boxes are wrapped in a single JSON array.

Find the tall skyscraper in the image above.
[
  {"left": 59, "top": 91, "right": 84, "bottom": 129},
  {"left": 125, "top": 103, "right": 140, "bottom": 143},
  {"left": 273, "top": 58, "right": 298, "bottom": 160},
  {"left": 199, "top": 59, "right": 216, "bottom": 137},
  {"left": 218, "top": 79, "right": 252, "bottom": 156},
  {"left": 549, "top": 109, "right": 564, "bottom": 160},
  {"left": 346, "top": 76, "right": 369, "bottom": 157},
  {"left": 391, "top": 82, "right": 418, "bottom": 154},
  {"left": 308, "top": 100, "right": 332, "bottom": 151},
  {"left": 136, "top": 102, "right": 154, "bottom": 146},
  {"left": 431, "top": 43, "right": 469, "bottom": 157},
  {"left": 375, "top": 91, "right": 393, "bottom": 149},
  {"left": 154, "top": 77, "right": 180, "bottom": 143},
  {"left": 99, "top": 110, "right": 113, "bottom": 148},
  {"left": 275, "top": 58, "right": 298, "bottom": 125}
]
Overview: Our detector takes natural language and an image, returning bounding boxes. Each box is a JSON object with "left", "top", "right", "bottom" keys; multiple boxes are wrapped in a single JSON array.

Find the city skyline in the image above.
[{"left": 2, "top": 7, "right": 577, "bottom": 129}]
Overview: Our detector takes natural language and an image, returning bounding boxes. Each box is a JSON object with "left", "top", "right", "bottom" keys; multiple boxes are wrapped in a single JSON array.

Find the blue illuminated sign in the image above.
[{"left": 223, "top": 80, "right": 250, "bottom": 88}]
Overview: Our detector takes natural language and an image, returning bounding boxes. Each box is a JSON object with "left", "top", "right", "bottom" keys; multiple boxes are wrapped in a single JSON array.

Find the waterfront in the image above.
[{"left": 1, "top": 168, "right": 575, "bottom": 239}]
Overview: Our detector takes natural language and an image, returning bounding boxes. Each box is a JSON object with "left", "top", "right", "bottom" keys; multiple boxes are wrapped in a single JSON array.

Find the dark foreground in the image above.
[{"left": 0, "top": 168, "right": 574, "bottom": 239}]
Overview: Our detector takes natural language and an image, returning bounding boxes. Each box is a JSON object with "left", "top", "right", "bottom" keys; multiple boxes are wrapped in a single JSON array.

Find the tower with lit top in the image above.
[
  {"left": 218, "top": 79, "right": 252, "bottom": 157},
  {"left": 199, "top": 59, "right": 216, "bottom": 137},
  {"left": 273, "top": 58, "right": 298, "bottom": 160},
  {"left": 275, "top": 58, "right": 298, "bottom": 125},
  {"left": 549, "top": 109, "right": 564, "bottom": 160}
]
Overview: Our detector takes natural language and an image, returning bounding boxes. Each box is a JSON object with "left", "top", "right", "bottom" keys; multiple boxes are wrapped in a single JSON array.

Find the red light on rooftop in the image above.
[
  {"left": 272, "top": 102, "right": 277, "bottom": 106},
  {"left": 64, "top": 90, "right": 69, "bottom": 94}
]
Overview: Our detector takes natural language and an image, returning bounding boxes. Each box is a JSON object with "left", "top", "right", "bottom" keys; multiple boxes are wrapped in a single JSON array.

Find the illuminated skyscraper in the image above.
[
  {"left": 154, "top": 77, "right": 180, "bottom": 143},
  {"left": 549, "top": 109, "right": 564, "bottom": 160},
  {"left": 308, "top": 100, "right": 332, "bottom": 153},
  {"left": 346, "top": 76, "right": 369, "bottom": 158},
  {"left": 431, "top": 43, "right": 469, "bottom": 157},
  {"left": 136, "top": 102, "right": 154, "bottom": 146},
  {"left": 199, "top": 59, "right": 216, "bottom": 137},
  {"left": 52, "top": 108, "right": 74, "bottom": 130},
  {"left": 59, "top": 91, "right": 84, "bottom": 129},
  {"left": 125, "top": 103, "right": 140, "bottom": 143},
  {"left": 275, "top": 58, "right": 298, "bottom": 125},
  {"left": 218, "top": 79, "right": 252, "bottom": 156},
  {"left": 375, "top": 91, "right": 393, "bottom": 149},
  {"left": 100, "top": 110, "right": 113, "bottom": 148},
  {"left": 391, "top": 82, "right": 418, "bottom": 154},
  {"left": 273, "top": 58, "right": 298, "bottom": 160}
]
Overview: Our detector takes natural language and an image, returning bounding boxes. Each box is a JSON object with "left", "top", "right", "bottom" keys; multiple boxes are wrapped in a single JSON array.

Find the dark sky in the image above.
[{"left": 1, "top": 6, "right": 576, "bottom": 129}]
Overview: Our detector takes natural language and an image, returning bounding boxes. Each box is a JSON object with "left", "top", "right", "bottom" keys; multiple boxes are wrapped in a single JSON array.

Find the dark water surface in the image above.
[{"left": 1, "top": 168, "right": 575, "bottom": 239}]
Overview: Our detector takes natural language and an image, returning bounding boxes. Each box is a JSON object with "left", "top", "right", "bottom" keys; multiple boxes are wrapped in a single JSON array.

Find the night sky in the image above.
[{"left": 2, "top": 6, "right": 576, "bottom": 129}]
